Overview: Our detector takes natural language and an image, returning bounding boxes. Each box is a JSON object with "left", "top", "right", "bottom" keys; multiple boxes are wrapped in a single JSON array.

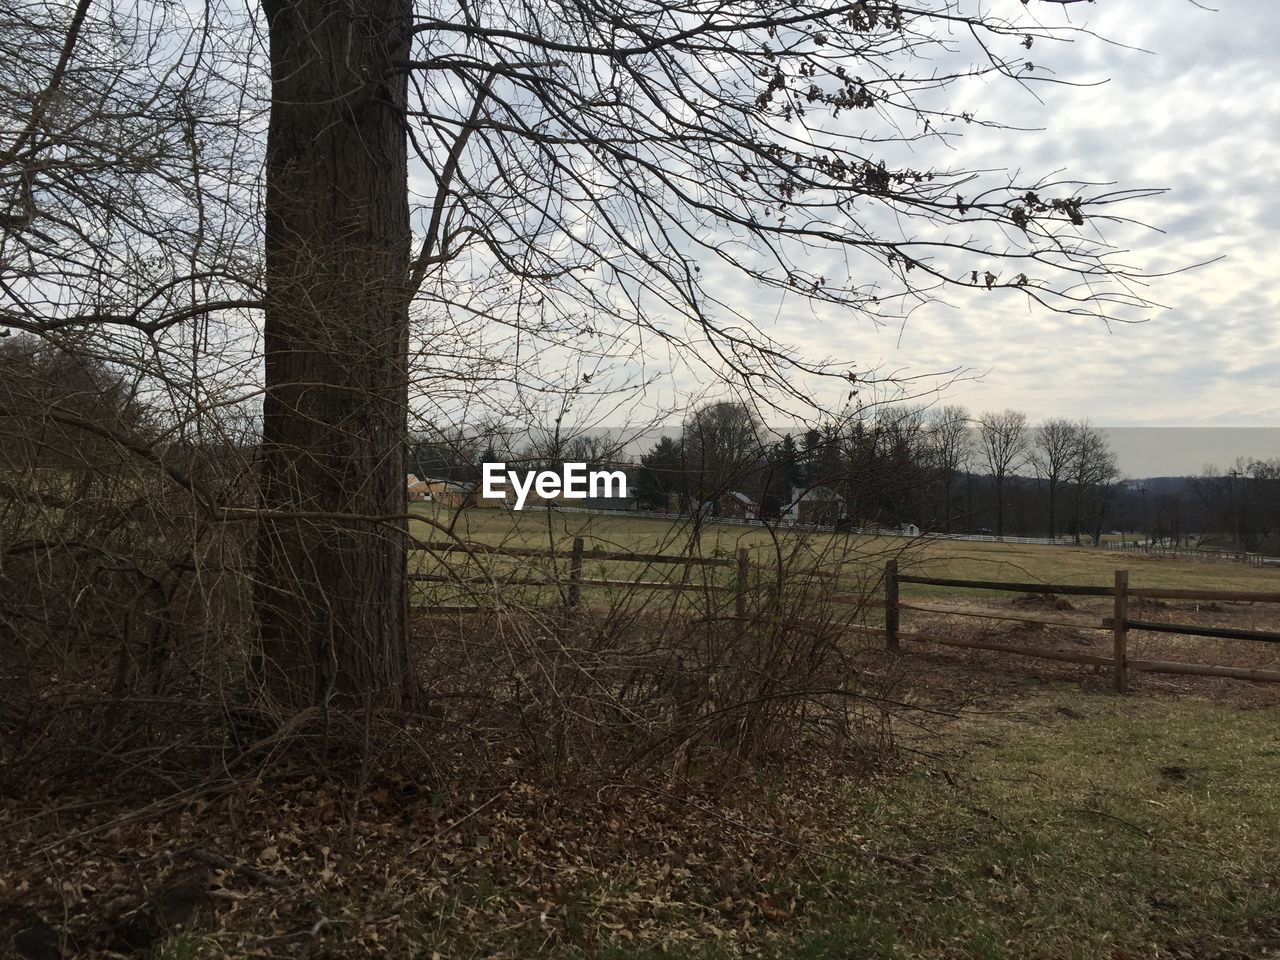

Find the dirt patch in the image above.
[
  {"left": 1010, "top": 593, "right": 1075, "bottom": 611},
  {"left": 898, "top": 596, "right": 1280, "bottom": 709}
]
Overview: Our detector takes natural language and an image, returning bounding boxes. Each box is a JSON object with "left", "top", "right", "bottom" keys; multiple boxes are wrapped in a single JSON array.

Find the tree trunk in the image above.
[
  {"left": 995, "top": 478, "right": 1005, "bottom": 539},
  {"left": 254, "top": 0, "right": 415, "bottom": 709},
  {"left": 1072, "top": 483, "right": 1084, "bottom": 546},
  {"left": 1047, "top": 479, "right": 1057, "bottom": 540}
]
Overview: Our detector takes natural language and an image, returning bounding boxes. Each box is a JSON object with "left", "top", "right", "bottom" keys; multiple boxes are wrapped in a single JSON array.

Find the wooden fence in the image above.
[
  {"left": 1102, "top": 540, "right": 1274, "bottom": 567},
  {"left": 409, "top": 538, "right": 1280, "bottom": 692},
  {"left": 409, "top": 537, "right": 756, "bottom": 638},
  {"left": 882, "top": 562, "right": 1280, "bottom": 691}
]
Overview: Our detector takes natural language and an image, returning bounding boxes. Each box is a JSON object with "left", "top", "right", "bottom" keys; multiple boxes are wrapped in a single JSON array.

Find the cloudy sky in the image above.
[
  {"left": 407, "top": 1, "right": 1278, "bottom": 474},
  {"left": 723, "top": 1, "right": 1280, "bottom": 431}
]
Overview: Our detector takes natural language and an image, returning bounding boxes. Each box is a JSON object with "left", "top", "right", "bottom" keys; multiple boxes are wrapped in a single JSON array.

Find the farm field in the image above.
[{"left": 408, "top": 504, "right": 1280, "bottom": 600}]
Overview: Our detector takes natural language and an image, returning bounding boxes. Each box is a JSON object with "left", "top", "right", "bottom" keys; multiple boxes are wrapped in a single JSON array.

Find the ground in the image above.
[
  {"left": 5, "top": 520, "right": 1280, "bottom": 958},
  {"left": 808, "top": 680, "right": 1280, "bottom": 960},
  {"left": 7, "top": 664, "right": 1277, "bottom": 959},
  {"left": 408, "top": 503, "right": 1280, "bottom": 598}
]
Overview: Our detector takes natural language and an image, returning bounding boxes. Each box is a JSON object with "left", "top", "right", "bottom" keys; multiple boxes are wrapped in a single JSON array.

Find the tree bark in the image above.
[
  {"left": 1072, "top": 483, "right": 1084, "bottom": 546},
  {"left": 1047, "top": 479, "right": 1057, "bottom": 540},
  {"left": 254, "top": 0, "right": 416, "bottom": 709},
  {"left": 995, "top": 478, "right": 1005, "bottom": 539}
]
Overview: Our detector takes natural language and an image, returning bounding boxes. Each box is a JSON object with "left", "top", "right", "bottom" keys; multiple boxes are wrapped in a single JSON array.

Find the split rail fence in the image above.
[
  {"left": 409, "top": 537, "right": 755, "bottom": 638},
  {"left": 408, "top": 537, "right": 1280, "bottom": 692},
  {"left": 882, "top": 559, "right": 1280, "bottom": 691}
]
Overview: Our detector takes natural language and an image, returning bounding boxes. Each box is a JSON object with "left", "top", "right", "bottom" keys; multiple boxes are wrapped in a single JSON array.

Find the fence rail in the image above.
[
  {"left": 885, "top": 563, "right": 1280, "bottom": 690},
  {"left": 1101, "top": 540, "right": 1277, "bottom": 567},
  {"left": 408, "top": 535, "right": 1280, "bottom": 691},
  {"left": 410, "top": 535, "right": 751, "bottom": 614},
  {"left": 897, "top": 574, "right": 1114, "bottom": 597}
]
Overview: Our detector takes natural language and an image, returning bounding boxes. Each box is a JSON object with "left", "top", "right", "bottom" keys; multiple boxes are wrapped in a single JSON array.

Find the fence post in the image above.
[
  {"left": 568, "top": 536, "right": 584, "bottom": 611},
  {"left": 885, "top": 559, "right": 900, "bottom": 652},
  {"left": 1113, "top": 569, "right": 1129, "bottom": 693},
  {"left": 735, "top": 547, "right": 750, "bottom": 642}
]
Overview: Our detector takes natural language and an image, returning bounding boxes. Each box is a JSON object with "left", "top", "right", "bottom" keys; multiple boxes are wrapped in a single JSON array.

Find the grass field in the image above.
[
  {"left": 140, "top": 679, "right": 1280, "bottom": 959},
  {"left": 773, "top": 687, "right": 1280, "bottom": 960},
  {"left": 408, "top": 504, "right": 1280, "bottom": 602}
]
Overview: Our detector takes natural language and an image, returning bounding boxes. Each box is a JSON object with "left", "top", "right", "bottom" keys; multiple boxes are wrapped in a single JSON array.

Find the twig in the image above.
[{"left": 189, "top": 847, "right": 292, "bottom": 889}]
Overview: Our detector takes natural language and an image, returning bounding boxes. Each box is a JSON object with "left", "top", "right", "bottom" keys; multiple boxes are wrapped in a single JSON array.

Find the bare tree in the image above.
[
  {"left": 3, "top": 0, "right": 1171, "bottom": 710},
  {"left": 927, "top": 405, "right": 971, "bottom": 532},
  {"left": 977, "top": 409, "right": 1029, "bottom": 539},
  {"left": 1152, "top": 490, "right": 1188, "bottom": 547},
  {"left": 258, "top": 0, "right": 1173, "bottom": 707},
  {"left": 682, "top": 400, "right": 765, "bottom": 512},
  {"left": 1031, "top": 418, "right": 1078, "bottom": 540},
  {"left": 1069, "top": 421, "right": 1118, "bottom": 546}
]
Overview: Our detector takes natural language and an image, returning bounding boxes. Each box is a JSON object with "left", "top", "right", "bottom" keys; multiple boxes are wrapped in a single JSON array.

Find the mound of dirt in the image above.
[{"left": 1010, "top": 593, "right": 1075, "bottom": 611}]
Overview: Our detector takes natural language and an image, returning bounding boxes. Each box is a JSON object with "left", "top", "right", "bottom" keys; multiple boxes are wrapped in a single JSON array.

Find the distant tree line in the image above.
[
  {"left": 1187, "top": 459, "right": 1280, "bottom": 553},
  {"left": 403, "top": 401, "right": 1280, "bottom": 550},
  {"left": 628, "top": 401, "right": 1128, "bottom": 543},
  {"left": 400, "top": 400, "right": 1121, "bottom": 540}
]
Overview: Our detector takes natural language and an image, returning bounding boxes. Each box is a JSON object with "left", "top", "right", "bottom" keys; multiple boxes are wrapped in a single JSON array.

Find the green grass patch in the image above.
[{"left": 782, "top": 690, "right": 1280, "bottom": 959}]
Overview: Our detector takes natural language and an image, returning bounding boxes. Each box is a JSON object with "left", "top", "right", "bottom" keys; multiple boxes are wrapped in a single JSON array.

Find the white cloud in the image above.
[{"left": 750, "top": 1, "right": 1280, "bottom": 426}]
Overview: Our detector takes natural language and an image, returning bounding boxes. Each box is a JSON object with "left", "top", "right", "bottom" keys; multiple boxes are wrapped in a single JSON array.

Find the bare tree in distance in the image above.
[
  {"left": 1190, "top": 459, "right": 1280, "bottom": 553},
  {"left": 927, "top": 405, "right": 971, "bottom": 533},
  {"left": 682, "top": 400, "right": 766, "bottom": 515},
  {"left": 977, "top": 409, "right": 1030, "bottom": 539},
  {"left": 1031, "top": 418, "right": 1078, "bottom": 540},
  {"left": 1069, "top": 421, "right": 1119, "bottom": 546}
]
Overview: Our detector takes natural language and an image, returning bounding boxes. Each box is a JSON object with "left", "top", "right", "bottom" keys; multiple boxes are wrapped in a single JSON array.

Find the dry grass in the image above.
[
  {"left": 409, "top": 503, "right": 1279, "bottom": 601},
  {"left": 905, "top": 539, "right": 1279, "bottom": 596},
  {"left": 10, "top": 677, "right": 1277, "bottom": 959}
]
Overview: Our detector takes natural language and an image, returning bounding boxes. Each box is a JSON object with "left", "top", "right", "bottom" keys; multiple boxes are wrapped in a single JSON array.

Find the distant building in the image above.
[
  {"left": 422, "top": 478, "right": 479, "bottom": 508},
  {"left": 717, "top": 491, "right": 759, "bottom": 520},
  {"left": 406, "top": 474, "right": 431, "bottom": 501},
  {"left": 783, "top": 485, "right": 845, "bottom": 526},
  {"left": 578, "top": 493, "right": 635, "bottom": 511}
]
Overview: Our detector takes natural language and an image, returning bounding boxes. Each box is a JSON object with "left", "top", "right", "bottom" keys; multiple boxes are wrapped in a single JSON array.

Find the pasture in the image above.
[{"left": 407, "top": 504, "right": 1280, "bottom": 600}]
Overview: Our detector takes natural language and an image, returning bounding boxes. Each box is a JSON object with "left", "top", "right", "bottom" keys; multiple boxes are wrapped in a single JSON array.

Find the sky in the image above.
[
  {"left": 395, "top": 1, "right": 1280, "bottom": 475},
  {"left": 707, "top": 1, "right": 1280, "bottom": 432}
]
